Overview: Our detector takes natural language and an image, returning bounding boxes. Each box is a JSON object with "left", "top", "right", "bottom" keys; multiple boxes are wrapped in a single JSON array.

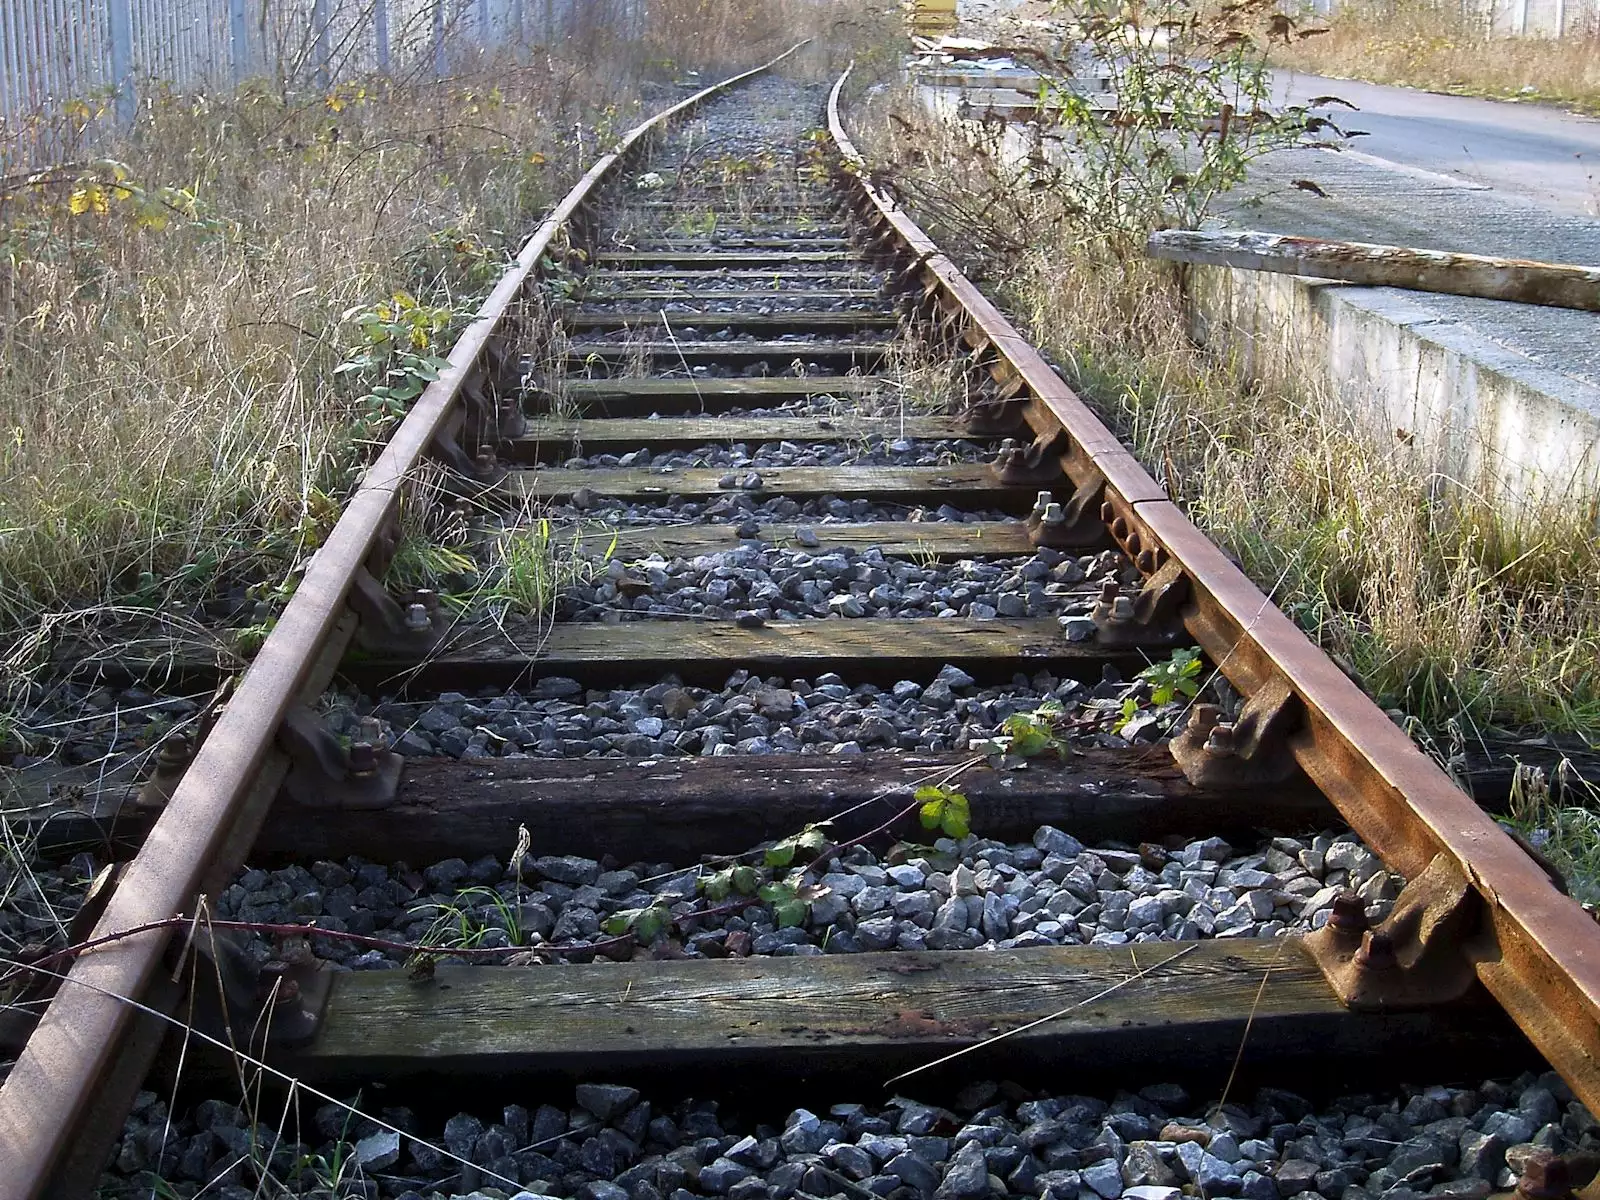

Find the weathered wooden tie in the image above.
[
  {"left": 512, "top": 415, "right": 974, "bottom": 456},
  {"left": 506, "top": 464, "right": 1033, "bottom": 506}
]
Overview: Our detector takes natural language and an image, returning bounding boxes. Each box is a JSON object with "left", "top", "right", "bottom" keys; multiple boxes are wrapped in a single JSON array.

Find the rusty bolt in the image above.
[
  {"left": 1100, "top": 501, "right": 1115, "bottom": 523},
  {"left": 1110, "top": 595, "right": 1134, "bottom": 622},
  {"left": 1112, "top": 516, "right": 1129, "bottom": 540},
  {"left": 405, "top": 603, "right": 431, "bottom": 632},
  {"left": 348, "top": 741, "right": 378, "bottom": 777},
  {"left": 1184, "top": 703, "right": 1223, "bottom": 739},
  {"left": 156, "top": 734, "right": 193, "bottom": 771},
  {"left": 271, "top": 977, "right": 303, "bottom": 1006},
  {"left": 1356, "top": 929, "right": 1398, "bottom": 971},
  {"left": 1135, "top": 548, "right": 1156, "bottom": 573},
  {"left": 1203, "top": 722, "right": 1237, "bottom": 757},
  {"left": 1328, "top": 891, "right": 1369, "bottom": 938},
  {"left": 1516, "top": 1150, "right": 1573, "bottom": 1200},
  {"left": 1126, "top": 531, "right": 1142, "bottom": 555}
]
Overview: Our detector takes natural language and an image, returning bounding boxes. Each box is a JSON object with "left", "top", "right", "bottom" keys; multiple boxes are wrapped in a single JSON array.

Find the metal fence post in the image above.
[
  {"left": 312, "top": 0, "right": 331, "bottom": 89},
  {"left": 108, "top": 0, "right": 135, "bottom": 125},
  {"left": 228, "top": 0, "right": 250, "bottom": 83},
  {"left": 375, "top": 0, "right": 390, "bottom": 74},
  {"left": 433, "top": 0, "right": 447, "bottom": 77}
]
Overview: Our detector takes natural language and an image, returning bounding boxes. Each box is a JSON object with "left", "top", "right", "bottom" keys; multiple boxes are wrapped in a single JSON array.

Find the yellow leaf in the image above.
[
  {"left": 526, "top": 151, "right": 547, "bottom": 165},
  {"left": 69, "top": 185, "right": 107, "bottom": 215},
  {"left": 326, "top": 95, "right": 345, "bottom": 112}
]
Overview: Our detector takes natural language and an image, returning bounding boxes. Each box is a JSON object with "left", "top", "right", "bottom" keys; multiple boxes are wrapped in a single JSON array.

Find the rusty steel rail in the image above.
[
  {"left": 0, "top": 44, "right": 806, "bottom": 1200},
  {"left": 828, "top": 66, "right": 1600, "bottom": 1113}
]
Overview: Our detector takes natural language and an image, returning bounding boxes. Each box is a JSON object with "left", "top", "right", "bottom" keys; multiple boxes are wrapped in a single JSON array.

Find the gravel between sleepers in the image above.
[
  {"left": 97, "top": 1072, "right": 1596, "bottom": 1200},
  {"left": 218, "top": 827, "right": 1401, "bottom": 969}
]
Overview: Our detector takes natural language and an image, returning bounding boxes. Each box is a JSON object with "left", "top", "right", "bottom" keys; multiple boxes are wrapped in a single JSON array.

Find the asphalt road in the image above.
[
  {"left": 1273, "top": 71, "right": 1600, "bottom": 217},
  {"left": 1220, "top": 73, "right": 1600, "bottom": 391}
]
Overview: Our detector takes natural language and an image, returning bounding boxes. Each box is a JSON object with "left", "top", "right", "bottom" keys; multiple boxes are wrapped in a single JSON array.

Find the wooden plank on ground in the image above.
[
  {"left": 561, "top": 311, "right": 898, "bottom": 332},
  {"left": 260, "top": 747, "right": 1332, "bottom": 863},
  {"left": 592, "top": 250, "right": 858, "bottom": 267},
  {"left": 561, "top": 520, "right": 1035, "bottom": 558},
  {"left": 538, "top": 376, "right": 883, "bottom": 417},
  {"left": 349, "top": 617, "right": 1177, "bottom": 690},
  {"left": 512, "top": 415, "right": 972, "bottom": 455},
  {"left": 275, "top": 941, "right": 1524, "bottom": 1088},
  {"left": 1147, "top": 229, "right": 1600, "bottom": 313},
  {"left": 560, "top": 340, "right": 889, "bottom": 367},
  {"left": 505, "top": 464, "right": 1031, "bottom": 506},
  {"left": 623, "top": 237, "right": 854, "bottom": 250},
  {"left": 574, "top": 290, "right": 883, "bottom": 303},
  {"left": 585, "top": 270, "right": 871, "bottom": 284}
]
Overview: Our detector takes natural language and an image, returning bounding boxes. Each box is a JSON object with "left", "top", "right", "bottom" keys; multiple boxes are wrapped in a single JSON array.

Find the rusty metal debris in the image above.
[{"left": 1146, "top": 229, "right": 1600, "bottom": 313}]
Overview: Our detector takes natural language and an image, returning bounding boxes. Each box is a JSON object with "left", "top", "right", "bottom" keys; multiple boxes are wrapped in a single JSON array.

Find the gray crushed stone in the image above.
[
  {"left": 97, "top": 1074, "right": 1596, "bottom": 1200},
  {"left": 216, "top": 829, "right": 1400, "bottom": 969}
]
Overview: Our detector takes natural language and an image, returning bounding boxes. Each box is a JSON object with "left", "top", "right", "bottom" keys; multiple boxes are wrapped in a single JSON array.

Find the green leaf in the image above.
[
  {"left": 731, "top": 865, "right": 761, "bottom": 895},
  {"left": 1003, "top": 714, "right": 1052, "bottom": 758},
  {"left": 702, "top": 869, "right": 733, "bottom": 902},
  {"left": 772, "top": 897, "right": 807, "bottom": 928},
  {"left": 758, "top": 882, "right": 791, "bottom": 905},
  {"left": 602, "top": 909, "right": 639, "bottom": 936},
  {"left": 633, "top": 905, "right": 668, "bottom": 943},
  {"left": 940, "top": 791, "right": 971, "bottom": 839},
  {"left": 919, "top": 797, "right": 944, "bottom": 830},
  {"left": 764, "top": 841, "right": 796, "bottom": 869}
]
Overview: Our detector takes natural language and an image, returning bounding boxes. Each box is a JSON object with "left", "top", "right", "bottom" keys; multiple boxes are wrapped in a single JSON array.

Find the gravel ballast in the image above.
[
  {"left": 216, "top": 827, "right": 1402, "bottom": 968},
  {"left": 97, "top": 1073, "right": 1595, "bottom": 1200}
]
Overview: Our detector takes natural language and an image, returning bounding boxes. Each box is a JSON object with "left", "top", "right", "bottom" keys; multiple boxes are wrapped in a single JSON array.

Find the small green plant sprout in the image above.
[
  {"left": 1139, "top": 647, "right": 1205, "bottom": 705},
  {"left": 758, "top": 878, "right": 824, "bottom": 929},
  {"left": 1112, "top": 696, "right": 1141, "bottom": 735},
  {"left": 916, "top": 785, "right": 971, "bottom": 840},
  {"left": 408, "top": 886, "right": 524, "bottom": 956},
  {"left": 699, "top": 864, "right": 762, "bottom": 902},
  {"left": 970, "top": 700, "right": 1078, "bottom": 764},
  {"left": 764, "top": 824, "right": 829, "bottom": 868},
  {"left": 603, "top": 902, "right": 673, "bottom": 943}
]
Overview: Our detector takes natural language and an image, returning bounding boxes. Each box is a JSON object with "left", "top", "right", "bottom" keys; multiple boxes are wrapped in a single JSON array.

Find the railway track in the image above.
[{"left": 4, "top": 45, "right": 1600, "bottom": 1200}]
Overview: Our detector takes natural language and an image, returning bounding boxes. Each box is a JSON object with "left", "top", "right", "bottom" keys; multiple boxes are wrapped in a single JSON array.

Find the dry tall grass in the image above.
[
  {"left": 0, "top": 0, "right": 845, "bottom": 675},
  {"left": 1274, "top": 0, "right": 1600, "bottom": 113},
  {"left": 856, "top": 91, "right": 1600, "bottom": 740}
]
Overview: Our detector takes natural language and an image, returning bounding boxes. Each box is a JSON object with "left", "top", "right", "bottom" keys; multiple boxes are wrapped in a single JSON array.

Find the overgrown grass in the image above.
[
  {"left": 0, "top": 0, "right": 847, "bottom": 728},
  {"left": 1274, "top": 0, "right": 1600, "bottom": 114},
  {"left": 1507, "top": 760, "right": 1600, "bottom": 904},
  {"left": 855, "top": 88, "right": 1600, "bottom": 744}
]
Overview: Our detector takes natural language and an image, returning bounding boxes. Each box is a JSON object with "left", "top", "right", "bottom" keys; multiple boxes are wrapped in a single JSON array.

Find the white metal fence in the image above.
[
  {"left": 1292, "top": 0, "right": 1599, "bottom": 35},
  {"left": 0, "top": 0, "right": 642, "bottom": 139}
]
